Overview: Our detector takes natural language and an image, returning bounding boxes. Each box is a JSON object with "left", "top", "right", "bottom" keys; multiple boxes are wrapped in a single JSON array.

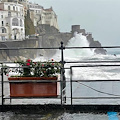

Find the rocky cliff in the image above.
[{"left": 35, "top": 24, "right": 106, "bottom": 58}]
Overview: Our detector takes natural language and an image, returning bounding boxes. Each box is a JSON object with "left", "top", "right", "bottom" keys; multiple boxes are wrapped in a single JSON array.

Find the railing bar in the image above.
[
  {"left": 2, "top": 66, "right": 62, "bottom": 69},
  {"left": 70, "top": 68, "right": 73, "bottom": 105},
  {"left": 65, "top": 46, "right": 120, "bottom": 49},
  {"left": 8, "top": 80, "right": 61, "bottom": 83},
  {"left": 1, "top": 46, "right": 120, "bottom": 50},
  {"left": 0, "top": 62, "right": 61, "bottom": 64},
  {"left": 70, "top": 97, "right": 120, "bottom": 99},
  {"left": 71, "top": 65, "right": 120, "bottom": 67},
  {"left": 65, "top": 61, "right": 120, "bottom": 63},
  {"left": 0, "top": 47, "right": 59, "bottom": 50},
  {"left": 1, "top": 60, "right": 120, "bottom": 64},
  {"left": 72, "top": 80, "right": 120, "bottom": 82},
  {"left": 2, "top": 79, "right": 120, "bottom": 83},
  {"left": 1, "top": 80, "right": 61, "bottom": 83},
  {"left": 62, "top": 88, "right": 66, "bottom": 91},
  {"left": 1, "top": 67, "right": 4, "bottom": 106},
  {"left": 3, "top": 97, "right": 61, "bottom": 99}
]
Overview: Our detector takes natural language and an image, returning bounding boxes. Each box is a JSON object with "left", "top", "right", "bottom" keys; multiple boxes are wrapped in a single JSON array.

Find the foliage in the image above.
[{"left": 11, "top": 59, "right": 62, "bottom": 77}]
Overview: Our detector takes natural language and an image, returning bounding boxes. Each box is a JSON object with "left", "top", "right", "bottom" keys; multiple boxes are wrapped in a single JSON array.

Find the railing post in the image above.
[
  {"left": 60, "top": 41, "right": 66, "bottom": 104},
  {"left": 70, "top": 67, "right": 73, "bottom": 105},
  {"left": 1, "top": 65, "right": 4, "bottom": 106}
]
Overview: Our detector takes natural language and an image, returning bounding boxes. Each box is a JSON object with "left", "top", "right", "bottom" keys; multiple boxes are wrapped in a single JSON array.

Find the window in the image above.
[
  {"left": 8, "top": 6, "right": 10, "bottom": 10},
  {"left": 2, "top": 21, "right": 3, "bottom": 26},
  {"left": 1, "top": 15, "right": 3, "bottom": 18},
  {"left": 1, "top": 36, "right": 5, "bottom": 41},
  {"left": 20, "top": 19, "right": 23, "bottom": 27},
  {"left": 8, "top": 11, "right": 11, "bottom": 16},
  {"left": 2, "top": 28, "right": 6, "bottom": 33},
  {"left": 13, "top": 6, "right": 15, "bottom": 11},
  {"left": 12, "top": 18, "right": 19, "bottom": 26}
]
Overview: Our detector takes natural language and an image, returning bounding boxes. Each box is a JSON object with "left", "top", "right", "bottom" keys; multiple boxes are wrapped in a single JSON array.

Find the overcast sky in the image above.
[{"left": 29, "top": 0, "right": 120, "bottom": 46}]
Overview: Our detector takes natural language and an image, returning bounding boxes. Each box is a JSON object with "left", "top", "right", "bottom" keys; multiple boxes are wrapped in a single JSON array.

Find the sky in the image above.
[{"left": 29, "top": 0, "right": 120, "bottom": 46}]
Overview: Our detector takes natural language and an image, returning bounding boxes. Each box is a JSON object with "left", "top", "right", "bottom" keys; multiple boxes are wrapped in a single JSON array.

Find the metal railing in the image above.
[
  {"left": 70, "top": 64, "right": 120, "bottom": 105},
  {"left": 1, "top": 42, "right": 120, "bottom": 106}
]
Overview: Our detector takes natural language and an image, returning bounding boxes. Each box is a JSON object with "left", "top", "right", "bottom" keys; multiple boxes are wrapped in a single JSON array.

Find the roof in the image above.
[{"left": 44, "top": 7, "right": 53, "bottom": 11}]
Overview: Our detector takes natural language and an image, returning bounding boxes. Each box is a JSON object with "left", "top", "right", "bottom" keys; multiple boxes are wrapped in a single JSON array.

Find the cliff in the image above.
[
  {"left": 35, "top": 24, "right": 72, "bottom": 58},
  {"left": 35, "top": 24, "right": 106, "bottom": 57},
  {"left": 71, "top": 25, "right": 106, "bottom": 55}
]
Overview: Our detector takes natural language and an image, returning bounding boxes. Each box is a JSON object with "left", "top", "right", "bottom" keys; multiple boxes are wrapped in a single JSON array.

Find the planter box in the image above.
[{"left": 8, "top": 77, "right": 58, "bottom": 97}]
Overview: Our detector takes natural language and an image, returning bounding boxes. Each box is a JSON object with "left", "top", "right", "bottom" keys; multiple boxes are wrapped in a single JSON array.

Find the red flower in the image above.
[
  {"left": 6, "top": 74, "right": 8, "bottom": 76},
  {"left": 42, "top": 64, "right": 44, "bottom": 67},
  {"left": 51, "top": 59, "right": 54, "bottom": 61},
  {"left": 26, "top": 62, "right": 30, "bottom": 66},
  {"left": 52, "top": 63, "right": 54, "bottom": 65},
  {"left": 27, "top": 59, "right": 31, "bottom": 62},
  {"left": 44, "top": 71, "right": 46, "bottom": 73}
]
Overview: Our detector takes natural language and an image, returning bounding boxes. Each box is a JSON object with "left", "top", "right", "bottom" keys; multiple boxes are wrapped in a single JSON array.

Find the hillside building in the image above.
[
  {"left": 28, "top": 3, "right": 59, "bottom": 30},
  {"left": 27, "top": 2, "right": 43, "bottom": 27},
  {"left": 1, "top": 0, "right": 28, "bottom": 15},
  {"left": 0, "top": 0, "right": 59, "bottom": 41},
  {"left": 40, "top": 7, "right": 59, "bottom": 30},
  {"left": 0, "top": 2, "right": 25, "bottom": 41}
]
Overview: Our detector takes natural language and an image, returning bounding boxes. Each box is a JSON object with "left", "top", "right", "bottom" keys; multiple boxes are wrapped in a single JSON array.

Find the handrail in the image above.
[
  {"left": 1, "top": 42, "right": 120, "bottom": 106},
  {"left": 0, "top": 46, "right": 120, "bottom": 50},
  {"left": 70, "top": 64, "right": 120, "bottom": 105}
]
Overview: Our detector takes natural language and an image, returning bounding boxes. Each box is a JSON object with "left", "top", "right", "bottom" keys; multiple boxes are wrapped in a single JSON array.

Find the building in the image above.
[
  {"left": 28, "top": 2, "right": 43, "bottom": 26},
  {"left": 28, "top": 3, "right": 59, "bottom": 30},
  {"left": 40, "top": 7, "right": 59, "bottom": 30},
  {"left": 0, "top": 0, "right": 59, "bottom": 41},
  {"left": 0, "top": 2, "right": 25, "bottom": 41}
]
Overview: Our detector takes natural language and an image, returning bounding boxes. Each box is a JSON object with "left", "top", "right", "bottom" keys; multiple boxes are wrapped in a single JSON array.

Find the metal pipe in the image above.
[
  {"left": 0, "top": 47, "right": 59, "bottom": 50},
  {"left": 60, "top": 41, "right": 66, "bottom": 104},
  {"left": 65, "top": 61, "right": 120, "bottom": 63},
  {"left": 71, "top": 64, "right": 120, "bottom": 67},
  {"left": 0, "top": 46, "right": 120, "bottom": 51},
  {"left": 1, "top": 67, "right": 4, "bottom": 106},
  {"left": 70, "top": 67, "right": 73, "bottom": 105},
  {"left": 67, "top": 97, "right": 120, "bottom": 99}
]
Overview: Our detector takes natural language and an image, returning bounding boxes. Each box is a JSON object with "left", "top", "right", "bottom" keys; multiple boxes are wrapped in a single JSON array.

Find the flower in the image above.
[
  {"left": 26, "top": 62, "right": 30, "bottom": 66},
  {"left": 34, "top": 59, "right": 61, "bottom": 77},
  {"left": 27, "top": 59, "right": 31, "bottom": 62},
  {"left": 7, "top": 59, "right": 62, "bottom": 77}
]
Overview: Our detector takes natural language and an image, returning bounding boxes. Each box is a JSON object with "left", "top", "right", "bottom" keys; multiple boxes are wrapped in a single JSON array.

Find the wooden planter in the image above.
[{"left": 8, "top": 77, "right": 58, "bottom": 97}]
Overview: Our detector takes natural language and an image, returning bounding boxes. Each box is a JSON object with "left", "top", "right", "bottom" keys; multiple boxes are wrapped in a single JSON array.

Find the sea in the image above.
[{"left": 1, "top": 33, "right": 120, "bottom": 119}]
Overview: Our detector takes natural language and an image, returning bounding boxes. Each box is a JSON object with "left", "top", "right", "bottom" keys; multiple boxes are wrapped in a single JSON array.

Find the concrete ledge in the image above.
[{"left": 1, "top": 104, "right": 120, "bottom": 112}]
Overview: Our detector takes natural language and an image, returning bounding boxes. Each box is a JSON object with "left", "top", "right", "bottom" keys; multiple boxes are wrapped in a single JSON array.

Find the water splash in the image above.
[
  {"left": 64, "top": 32, "right": 94, "bottom": 59},
  {"left": 53, "top": 32, "right": 94, "bottom": 60}
]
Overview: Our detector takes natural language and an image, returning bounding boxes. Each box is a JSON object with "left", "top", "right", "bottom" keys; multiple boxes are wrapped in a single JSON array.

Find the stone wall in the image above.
[{"left": 0, "top": 38, "right": 39, "bottom": 61}]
